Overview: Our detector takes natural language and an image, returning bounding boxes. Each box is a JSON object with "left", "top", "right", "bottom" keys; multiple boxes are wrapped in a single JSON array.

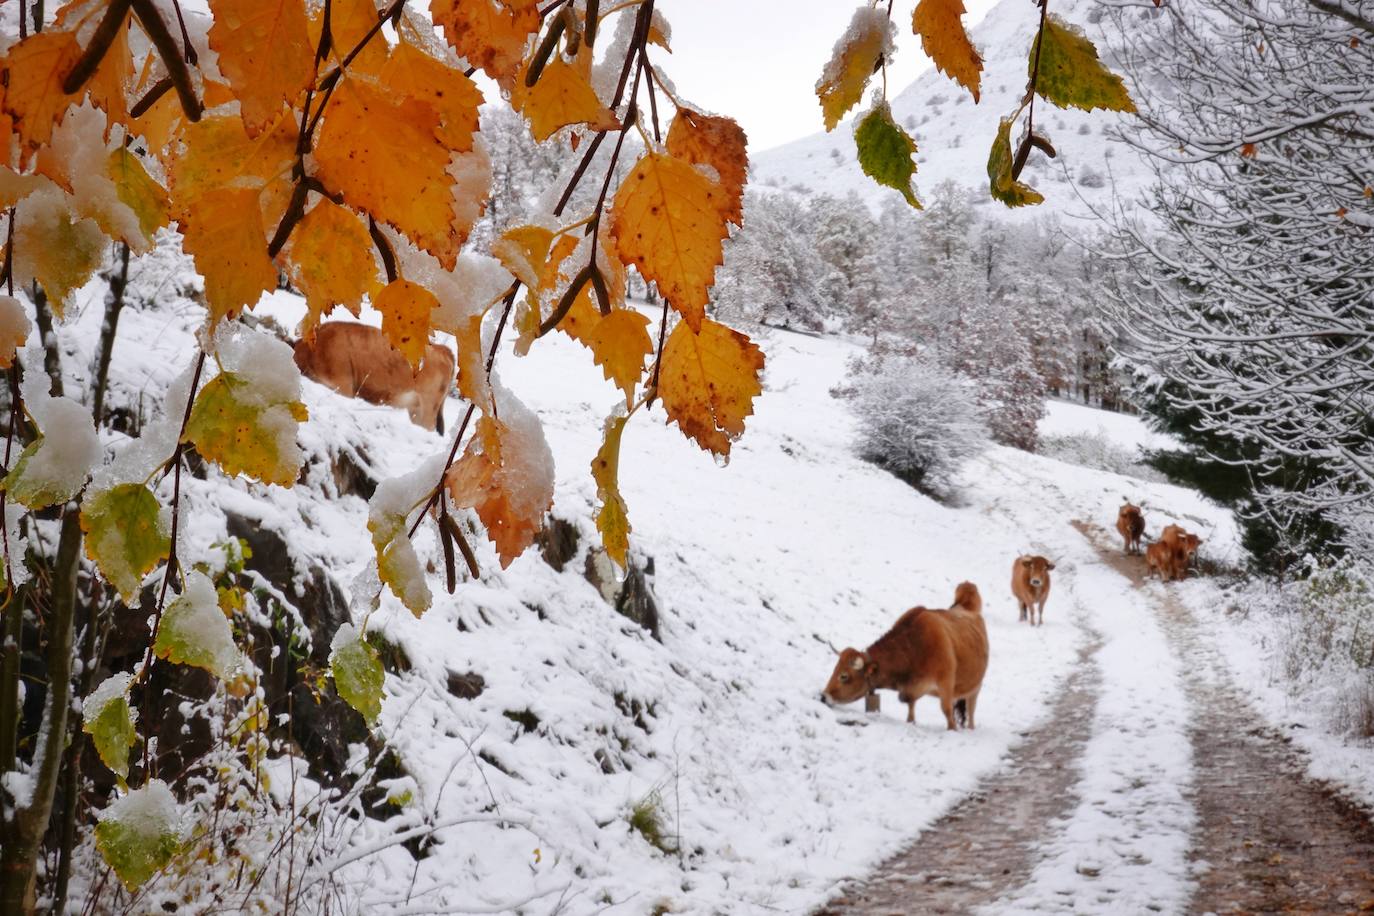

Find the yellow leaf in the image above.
[
  {"left": 446, "top": 412, "right": 554, "bottom": 567},
  {"left": 314, "top": 75, "right": 477, "bottom": 270},
  {"left": 169, "top": 113, "right": 297, "bottom": 215},
  {"left": 379, "top": 41, "right": 484, "bottom": 153},
  {"left": 514, "top": 56, "right": 618, "bottom": 142},
  {"left": 610, "top": 152, "right": 730, "bottom": 332},
  {"left": 184, "top": 370, "right": 308, "bottom": 487},
  {"left": 58, "top": 2, "right": 135, "bottom": 128},
  {"left": 108, "top": 147, "right": 171, "bottom": 248},
  {"left": 815, "top": 9, "right": 890, "bottom": 131},
  {"left": 311, "top": 0, "right": 389, "bottom": 74},
  {"left": 373, "top": 278, "right": 438, "bottom": 370},
  {"left": 558, "top": 300, "right": 650, "bottom": 406},
  {"left": 207, "top": 0, "right": 315, "bottom": 136},
  {"left": 912, "top": 0, "right": 982, "bottom": 102},
  {"left": 431, "top": 0, "right": 539, "bottom": 90},
  {"left": 1031, "top": 15, "right": 1135, "bottom": 113},
  {"left": 180, "top": 187, "right": 278, "bottom": 323},
  {"left": 492, "top": 223, "right": 555, "bottom": 290},
  {"left": 666, "top": 109, "right": 749, "bottom": 227},
  {"left": 591, "top": 412, "right": 630, "bottom": 567},
  {"left": 1, "top": 30, "right": 83, "bottom": 151},
  {"left": 987, "top": 117, "right": 1043, "bottom": 208},
  {"left": 284, "top": 199, "right": 380, "bottom": 335},
  {"left": 657, "top": 317, "right": 764, "bottom": 456},
  {"left": 13, "top": 187, "right": 104, "bottom": 318}
]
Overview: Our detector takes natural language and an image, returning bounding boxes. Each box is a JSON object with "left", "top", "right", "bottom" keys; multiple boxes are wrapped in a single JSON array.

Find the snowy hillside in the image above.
[{"left": 752, "top": 0, "right": 1150, "bottom": 217}]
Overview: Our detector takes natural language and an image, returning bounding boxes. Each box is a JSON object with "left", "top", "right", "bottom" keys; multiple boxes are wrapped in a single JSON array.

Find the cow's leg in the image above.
[
  {"left": 906, "top": 700, "right": 915, "bottom": 724},
  {"left": 939, "top": 690, "right": 957, "bottom": 731},
  {"left": 1019, "top": 601, "right": 1027, "bottom": 623},
  {"left": 964, "top": 689, "right": 980, "bottom": 730}
]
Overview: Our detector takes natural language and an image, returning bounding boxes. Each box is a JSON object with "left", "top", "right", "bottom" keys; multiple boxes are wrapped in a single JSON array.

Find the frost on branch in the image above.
[
  {"left": 82, "top": 673, "right": 139, "bottom": 780},
  {"left": 3, "top": 352, "right": 100, "bottom": 509},
  {"left": 153, "top": 571, "right": 241, "bottom": 679},
  {"left": 95, "top": 780, "right": 184, "bottom": 892},
  {"left": 329, "top": 623, "right": 385, "bottom": 725}
]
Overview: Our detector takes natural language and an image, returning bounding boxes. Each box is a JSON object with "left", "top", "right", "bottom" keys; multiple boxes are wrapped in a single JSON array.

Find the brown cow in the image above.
[
  {"left": 1145, "top": 540, "right": 1176, "bottom": 581},
  {"left": 1159, "top": 524, "right": 1203, "bottom": 579},
  {"left": 293, "top": 322, "right": 455, "bottom": 432},
  {"left": 1117, "top": 502, "right": 1146, "bottom": 555},
  {"left": 821, "top": 582, "right": 989, "bottom": 730},
  {"left": 1011, "top": 555, "right": 1055, "bottom": 626}
]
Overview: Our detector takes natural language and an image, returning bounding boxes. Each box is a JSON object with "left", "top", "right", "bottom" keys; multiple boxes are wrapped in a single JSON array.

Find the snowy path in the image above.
[{"left": 817, "top": 452, "right": 1374, "bottom": 914}]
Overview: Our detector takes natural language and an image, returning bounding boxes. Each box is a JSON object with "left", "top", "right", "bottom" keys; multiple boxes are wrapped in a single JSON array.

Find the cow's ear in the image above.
[
  {"left": 850, "top": 655, "right": 865, "bottom": 671},
  {"left": 1046, "top": 562, "right": 1056, "bottom": 571}
]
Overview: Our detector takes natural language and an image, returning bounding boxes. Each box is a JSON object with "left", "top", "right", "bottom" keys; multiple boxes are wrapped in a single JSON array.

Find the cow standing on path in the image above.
[
  {"left": 821, "top": 583, "right": 989, "bottom": 730},
  {"left": 1012, "top": 555, "right": 1055, "bottom": 626},
  {"left": 1117, "top": 502, "right": 1146, "bottom": 555}
]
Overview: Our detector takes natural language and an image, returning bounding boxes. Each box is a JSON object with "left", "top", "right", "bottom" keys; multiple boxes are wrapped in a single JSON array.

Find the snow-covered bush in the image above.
[
  {"left": 1040, "top": 431, "right": 1166, "bottom": 483},
  {"left": 835, "top": 356, "right": 989, "bottom": 497}
]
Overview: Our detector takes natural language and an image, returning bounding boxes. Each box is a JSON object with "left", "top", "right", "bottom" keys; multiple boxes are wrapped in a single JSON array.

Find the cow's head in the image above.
[
  {"left": 1019, "top": 555, "right": 1055, "bottom": 589},
  {"left": 822, "top": 648, "right": 872, "bottom": 706},
  {"left": 1182, "top": 533, "right": 1203, "bottom": 563},
  {"left": 1119, "top": 502, "right": 1141, "bottom": 522}
]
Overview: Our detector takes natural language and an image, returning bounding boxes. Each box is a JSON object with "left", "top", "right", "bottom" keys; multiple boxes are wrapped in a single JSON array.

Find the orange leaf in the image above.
[
  {"left": 587, "top": 308, "right": 652, "bottom": 406},
  {"left": 610, "top": 151, "right": 730, "bottom": 332},
  {"left": 666, "top": 109, "right": 749, "bottom": 227},
  {"left": 284, "top": 199, "right": 380, "bottom": 335},
  {"left": 180, "top": 187, "right": 278, "bottom": 324},
  {"left": 913, "top": 0, "right": 982, "bottom": 102},
  {"left": 1, "top": 30, "right": 84, "bottom": 151},
  {"left": 314, "top": 75, "right": 478, "bottom": 270},
  {"left": 492, "top": 223, "right": 556, "bottom": 290},
  {"left": 514, "top": 56, "right": 618, "bottom": 142},
  {"left": 54, "top": 1, "right": 136, "bottom": 128},
  {"left": 169, "top": 113, "right": 297, "bottom": 215},
  {"left": 379, "top": 40, "right": 485, "bottom": 153},
  {"left": 431, "top": 0, "right": 539, "bottom": 89},
  {"left": 657, "top": 317, "right": 764, "bottom": 456},
  {"left": 207, "top": 0, "right": 315, "bottom": 137},
  {"left": 1240, "top": 142, "right": 1258, "bottom": 158},
  {"left": 445, "top": 411, "right": 554, "bottom": 567},
  {"left": 373, "top": 278, "right": 438, "bottom": 370},
  {"left": 311, "top": 0, "right": 390, "bottom": 74}
]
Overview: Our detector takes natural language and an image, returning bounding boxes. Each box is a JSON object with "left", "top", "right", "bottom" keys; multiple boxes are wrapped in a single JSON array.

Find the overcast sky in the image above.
[{"left": 652, "top": 0, "right": 1000, "bottom": 152}]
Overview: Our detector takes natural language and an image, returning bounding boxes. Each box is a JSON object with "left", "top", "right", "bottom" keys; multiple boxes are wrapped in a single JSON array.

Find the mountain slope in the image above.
[{"left": 753, "top": 0, "right": 1150, "bottom": 217}]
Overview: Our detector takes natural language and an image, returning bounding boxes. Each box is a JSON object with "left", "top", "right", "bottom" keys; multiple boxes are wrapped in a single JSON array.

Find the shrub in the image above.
[
  {"left": 835, "top": 356, "right": 990, "bottom": 497},
  {"left": 628, "top": 791, "right": 676, "bottom": 855},
  {"left": 1040, "top": 431, "right": 1166, "bottom": 482}
]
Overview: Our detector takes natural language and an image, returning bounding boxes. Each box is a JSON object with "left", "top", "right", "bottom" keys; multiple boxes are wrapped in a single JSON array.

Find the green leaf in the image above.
[
  {"left": 1030, "top": 15, "right": 1135, "bottom": 113},
  {"left": 153, "top": 571, "right": 240, "bottom": 678},
  {"left": 330, "top": 623, "right": 385, "bottom": 725},
  {"left": 183, "top": 372, "right": 308, "bottom": 487},
  {"left": 592, "top": 412, "right": 631, "bottom": 567},
  {"left": 80, "top": 483, "right": 170, "bottom": 604},
  {"left": 854, "top": 104, "right": 922, "bottom": 209},
  {"left": 82, "top": 673, "right": 138, "bottom": 780},
  {"left": 95, "top": 780, "right": 183, "bottom": 892},
  {"left": 987, "top": 118, "right": 1044, "bottom": 209}
]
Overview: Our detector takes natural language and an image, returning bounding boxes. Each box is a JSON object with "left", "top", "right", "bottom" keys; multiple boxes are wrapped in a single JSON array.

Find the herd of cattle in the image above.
[{"left": 821, "top": 500, "right": 1206, "bottom": 729}]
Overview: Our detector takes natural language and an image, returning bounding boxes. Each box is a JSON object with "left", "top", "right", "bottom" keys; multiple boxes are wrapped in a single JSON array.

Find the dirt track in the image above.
[{"left": 817, "top": 522, "right": 1374, "bottom": 915}]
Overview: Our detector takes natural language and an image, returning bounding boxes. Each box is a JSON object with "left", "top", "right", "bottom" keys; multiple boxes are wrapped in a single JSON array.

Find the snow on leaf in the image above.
[
  {"left": 657, "top": 317, "right": 764, "bottom": 457},
  {"left": 314, "top": 75, "right": 474, "bottom": 271},
  {"left": 183, "top": 330, "right": 309, "bottom": 487},
  {"left": 815, "top": 8, "right": 893, "bottom": 131},
  {"left": 431, "top": 0, "right": 540, "bottom": 90},
  {"left": 912, "top": 0, "right": 983, "bottom": 102},
  {"left": 367, "top": 455, "right": 442, "bottom": 616},
  {"left": 179, "top": 187, "right": 278, "bottom": 324},
  {"left": 1031, "top": 15, "right": 1135, "bottom": 113},
  {"left": 95, "top": 780, "right": 183, "bottom": 892},
  {"left": 330, "top": 623, "right": 384, "bottom": 724},
  {"left": 854, "top": 103, "right": 922, "bottom": 209},
  {"left": 12, "top": 185, "right": 105, "bottom": 318},
  {"left": 0, "top": 296, "right": 31, "bottom": 369},
  {"left": 1, "top": 30, "right": 83, "bottom": 151},
  {"left": 592, "top": 411, "right": 631, "bottom": 567},
  {"left": 82, "top": 673, "right": 138, "bottom": 780},
  {"left": 374, "top": 279, "right": 439, "bottom": 371},
  {"left": 285, "top": 199, "right": 380, "bottom": 337},
  {"left": 380, "top": 40, "right": 485, "bottom": 154},
  {"left": 987, "top": 117, "right": 1044, "bottom": 208},
  {"left": 446, "top": 392, "right": 555, "bottom": 567},
  {"left": 492, "top": 223, "right": 555, "bottom": 291},
  {"left": 665, "top": 108, "right": 749, "bottom": 228},
  {"left": 3, "top": 377, "right": 100, "bottom": 509},
  {"left": 80, "top": 483, "right": 170, "bottom": 606},
  {"left": 610, "top": 151, "right": 730, "bottom": 333},
  {"left": 154, "top": 570, "right": 240, "bottom": 678},
  {"left": 515, "top": 55, "right": 619, "bottom": 142},
  {"left": 207, "top": 0, "right": 315, "bottom": 137},
  {"left": 108, "top": 148, "right": 171, "bottom": 250}
]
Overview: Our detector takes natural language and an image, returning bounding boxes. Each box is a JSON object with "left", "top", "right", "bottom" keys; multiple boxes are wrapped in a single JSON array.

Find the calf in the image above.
[
  {"left": 1159, "top": 524, "right": 1203, "bottom": 579},
  {"left": 1145, "top": 540, "right": 1176, "bottom": 581},
  {"left": 822, "top": 583, "right": 989, "bottom": 730},
  {"left": 1011, "top": 555, "right": 1055, "bottom": 626},
  {"left": 293, "top": 322, "right": 456, "bottom": 432},
  {"left": 1117, "top": 502, "right": 1146, "bottom": 554}
]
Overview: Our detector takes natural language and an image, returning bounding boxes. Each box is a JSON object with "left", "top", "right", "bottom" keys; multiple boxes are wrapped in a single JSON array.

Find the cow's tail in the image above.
[{"left": 953, "top": 698, "right": 968, "bottom": 728}]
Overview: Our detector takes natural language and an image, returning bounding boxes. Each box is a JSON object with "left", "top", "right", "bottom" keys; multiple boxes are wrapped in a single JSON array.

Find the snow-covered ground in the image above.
[{"left": 1039, "top": 399, "right": 1177, "bottom": 454}]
